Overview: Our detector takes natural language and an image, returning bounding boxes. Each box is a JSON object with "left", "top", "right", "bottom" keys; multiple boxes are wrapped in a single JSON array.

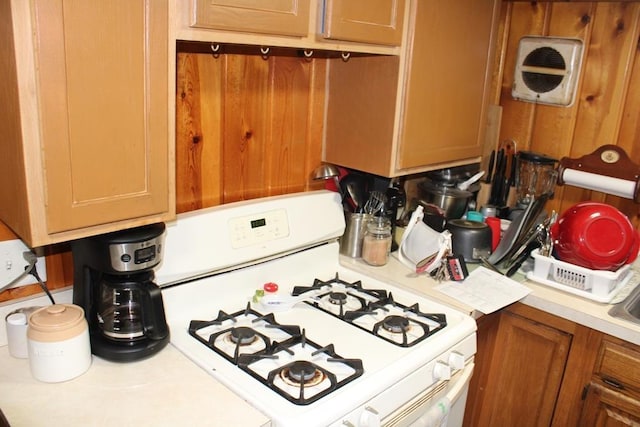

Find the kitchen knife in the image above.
[
  {"left": 486, "top": 150, "right": 495, "bottom": 184},
  {"left": 489, "top": 149, "right": 504, "bottom": 205}
]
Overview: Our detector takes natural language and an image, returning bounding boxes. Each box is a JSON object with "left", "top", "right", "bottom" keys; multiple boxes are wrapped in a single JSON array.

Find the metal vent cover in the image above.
[{"left": 512, "top": 36, "right": 583, "bottom": 107}]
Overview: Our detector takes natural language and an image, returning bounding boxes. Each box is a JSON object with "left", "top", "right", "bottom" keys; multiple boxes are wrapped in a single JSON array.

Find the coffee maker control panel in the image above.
[{"left": 108, "top": 235, "right": 164, "bottom": 273}]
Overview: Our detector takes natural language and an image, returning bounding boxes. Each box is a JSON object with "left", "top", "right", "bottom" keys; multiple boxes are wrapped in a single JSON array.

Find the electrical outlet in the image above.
[{"left": 0, "top": 239, "right": 47, "bottom": 290}]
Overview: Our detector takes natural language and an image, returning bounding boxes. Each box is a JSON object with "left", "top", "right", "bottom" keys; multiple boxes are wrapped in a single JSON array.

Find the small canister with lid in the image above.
[
  {"left": 27, "top": 304, "right": 92, "bottom": 383},
  {"left": 362, "top": 217, "right": 392, "bottom": 266}
]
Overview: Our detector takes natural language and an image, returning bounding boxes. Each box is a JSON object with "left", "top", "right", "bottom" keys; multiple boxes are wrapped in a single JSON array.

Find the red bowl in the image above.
[{"left": 550, "top": 202, "right": 638, "bottom": 271}]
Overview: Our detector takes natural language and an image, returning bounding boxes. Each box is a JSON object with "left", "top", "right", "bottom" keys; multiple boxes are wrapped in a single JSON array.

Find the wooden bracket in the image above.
[{"left": 557, "top": 145, "right": 640, "bottom": 202}]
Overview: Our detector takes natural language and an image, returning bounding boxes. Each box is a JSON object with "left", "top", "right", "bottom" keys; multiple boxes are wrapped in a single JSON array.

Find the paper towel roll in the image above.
[{"left": 562, "top": 168, "right": 636, "bottom": 199}]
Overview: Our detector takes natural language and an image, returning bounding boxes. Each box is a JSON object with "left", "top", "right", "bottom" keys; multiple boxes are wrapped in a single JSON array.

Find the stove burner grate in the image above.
[
  {"left": 237, "top": 331, "right": 364, "bottom": 406},
  {"left": 344, "top": 293, "right": 448, "bottom": 347},
  {"left": 189, "top": 302, "right": 301, "bottom": 364}
]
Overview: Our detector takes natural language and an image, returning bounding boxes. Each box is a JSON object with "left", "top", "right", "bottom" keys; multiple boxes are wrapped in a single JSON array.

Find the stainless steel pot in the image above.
[{"left": 417, "top": 179, "right": 473, "bottom": 219}]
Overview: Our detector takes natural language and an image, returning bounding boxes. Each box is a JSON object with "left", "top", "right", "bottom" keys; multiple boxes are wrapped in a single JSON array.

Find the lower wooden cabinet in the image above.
[
  {"left": 580, "top": 338, "right": 640, "bottom": 426},
  {"left": 464, "top": 303, "right": 606, "bottom": 427}
]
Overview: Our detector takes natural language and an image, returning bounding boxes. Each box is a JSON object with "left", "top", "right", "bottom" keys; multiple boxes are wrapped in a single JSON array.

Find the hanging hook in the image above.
[
  {"left": 341, "top": 52, "right": 351, "bottom": 62},
  {"left": 210, "top": 43, "right": 221, "bottom": 59},
  {"left": 303, "top": 49, "right": 314, "bottom": 58},
  {"left": 260, "top": 46, "right": 270, "bottom": 60}
]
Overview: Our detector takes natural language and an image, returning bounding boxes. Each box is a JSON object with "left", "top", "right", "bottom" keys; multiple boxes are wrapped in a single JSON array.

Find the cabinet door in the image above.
[
  {"left": 35, "top": 0, "right": 170, "bottom": 233},
  {"left": 580, "top": 382, "right": 640, "bottom": 426},
  {"left": 322, "top": 0, "right": 405, "bottom": 46},
  {"left": 474, "top": 310, "right": 571, "bottom": 427},
  {"left": 191, "top": 0, "right": 310, "bottom": 37},
  {"left": 398, "top": 0, "right": 498, "bottom": 169}
]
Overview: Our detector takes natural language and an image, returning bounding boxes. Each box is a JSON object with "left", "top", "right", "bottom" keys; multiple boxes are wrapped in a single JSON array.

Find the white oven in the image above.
[{"left": 156, "top": 191, "right": 476, "bottom": 427}]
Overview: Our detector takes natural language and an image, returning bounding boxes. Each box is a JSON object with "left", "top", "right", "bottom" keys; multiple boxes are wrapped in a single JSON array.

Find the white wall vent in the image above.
[{"left": 512, "top": 36, "right": 583, "bottom": 107}]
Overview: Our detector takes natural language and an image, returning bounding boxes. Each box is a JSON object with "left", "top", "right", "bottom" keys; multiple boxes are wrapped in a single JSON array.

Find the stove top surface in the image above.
[
  {"left": 156, "top": 191, "right": 476, "bottom": 426},
  {"left": 161, "top": 243, "right": 476, "bottom": 425}
]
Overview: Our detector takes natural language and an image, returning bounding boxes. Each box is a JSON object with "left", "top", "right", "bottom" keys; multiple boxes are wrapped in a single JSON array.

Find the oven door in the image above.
[{"left": 383, "top": 360, "right": 475, "bottom": 427}]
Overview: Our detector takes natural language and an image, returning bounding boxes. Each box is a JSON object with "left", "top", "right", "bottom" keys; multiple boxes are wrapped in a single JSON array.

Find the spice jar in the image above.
[{"left": 362, "top": 217, "right": 392, "bottom": 266}]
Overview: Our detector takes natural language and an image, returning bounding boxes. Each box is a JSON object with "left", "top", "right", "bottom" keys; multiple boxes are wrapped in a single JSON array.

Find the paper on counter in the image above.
[{"left": 435, "top": 266, "right": 532, "bottom": 314}]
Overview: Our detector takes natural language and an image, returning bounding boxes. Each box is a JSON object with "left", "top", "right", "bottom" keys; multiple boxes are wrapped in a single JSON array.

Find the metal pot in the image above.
[
  {"left": 446, "top": 219, "right": 492, "bottom": 263},
  {"left": 417, "top": 179, "right": 473, "bottom": 219}
]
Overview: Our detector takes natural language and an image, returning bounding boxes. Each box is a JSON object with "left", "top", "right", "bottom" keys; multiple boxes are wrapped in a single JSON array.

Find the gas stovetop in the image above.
[{"left": 156, "top": 191, "right": 477, "bottom": 427}]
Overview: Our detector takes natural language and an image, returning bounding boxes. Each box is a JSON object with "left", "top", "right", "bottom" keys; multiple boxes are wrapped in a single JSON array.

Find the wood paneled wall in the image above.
[
  {"left": 175, "top": 45, "right": 327, "bottom": 213},
  {"left": 493, "top": 1, "right": 640, "bottom": 226},
  {"left": 4, "top": 3, "right": 640, "bottom": 301}
]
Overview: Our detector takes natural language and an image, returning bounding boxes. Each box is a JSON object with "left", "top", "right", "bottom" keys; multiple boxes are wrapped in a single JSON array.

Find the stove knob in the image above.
[
  {"left": 358, "top": 406, "right": 381, "bottom": 427},
  {"left": 448, "top": 351, "right": 466, "bottom": 370},
  {"left": 433, "top": 361, "right": 451, "bottom": 381}
]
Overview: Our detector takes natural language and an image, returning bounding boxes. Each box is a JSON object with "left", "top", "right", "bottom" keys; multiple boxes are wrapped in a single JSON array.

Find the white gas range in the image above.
[{"left": 156, "top": 191, "right": 477, "bottom": 427}]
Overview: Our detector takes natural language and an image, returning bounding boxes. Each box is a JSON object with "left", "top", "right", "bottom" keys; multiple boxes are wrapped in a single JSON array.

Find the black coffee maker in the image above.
[{"left": 71, "top": 223, "right": 170, "bottom": 362}]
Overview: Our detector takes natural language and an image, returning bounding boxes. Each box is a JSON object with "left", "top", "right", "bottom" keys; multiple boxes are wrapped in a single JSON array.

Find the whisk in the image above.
[{"left": 364, "top": 191, "right": 386, "bottom": 215}]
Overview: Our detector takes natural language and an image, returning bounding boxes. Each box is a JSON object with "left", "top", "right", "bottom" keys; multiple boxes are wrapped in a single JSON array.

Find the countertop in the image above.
[
  {"left": 2, "top": 253, "right": 639, "bottom": 426},
  {"left": 340, "top": 254, "right": 640, "bottom": 346},
  {"left": 0, "top": 343, "right": 270, "bottom": 427}
]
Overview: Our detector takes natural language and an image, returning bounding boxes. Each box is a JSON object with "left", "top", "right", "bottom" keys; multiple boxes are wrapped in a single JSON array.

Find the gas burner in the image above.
[
  {"left": 381, "top": 315, "right": 410, "bottom": 334},
  {"left": 292, "top": 273, "right": 387, "bottom": 319},
  {"left": 229, "top": 326, "right": 258, "bottom": 345},
  {"left": 237, "top": 331, "right": 363, "bottom": 405},
  {"left": 328, "top": 292, "right": 347, "bottom": 305},
  {"left": 189, "top": 303, "right": 300, "bottom": 363},
  {"left": 281, "top": 361, "right": 325, "bottom": 387},
  {"left": 344, "top": 294, "right": 448, "bottom": 347}
]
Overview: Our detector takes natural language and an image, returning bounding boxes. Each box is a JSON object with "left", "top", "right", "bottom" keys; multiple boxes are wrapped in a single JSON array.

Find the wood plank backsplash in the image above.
[
  {"left": 175, "top": 49, "right": 326, "bottom": 213},
  {"left": 3, "top": 2, "right": 640, "bottom": 301},
  {"left": 492, "top": 2, "right": 640, "bottom": 226}
]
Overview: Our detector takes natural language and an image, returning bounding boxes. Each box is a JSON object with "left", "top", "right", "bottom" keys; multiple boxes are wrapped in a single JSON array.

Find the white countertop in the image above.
[
  {"left": 2, "top": 252, "right": 639, "bottom": 426},
  {"left": 0, "top": 343, "right": 270, "bottom": 427},
  {"left": 340, "top": 254, "right": 640, "bottom": 346}
]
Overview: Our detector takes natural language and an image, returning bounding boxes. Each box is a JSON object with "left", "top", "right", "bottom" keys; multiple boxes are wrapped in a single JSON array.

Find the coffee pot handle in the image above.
[{"left": 140, "top": 281, "right": 169, "bottom": 340}]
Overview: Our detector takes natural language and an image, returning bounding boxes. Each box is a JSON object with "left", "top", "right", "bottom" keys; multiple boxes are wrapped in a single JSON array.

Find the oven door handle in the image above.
[{"left": 446, "top": 361, "right": 474, "bottom": 405}]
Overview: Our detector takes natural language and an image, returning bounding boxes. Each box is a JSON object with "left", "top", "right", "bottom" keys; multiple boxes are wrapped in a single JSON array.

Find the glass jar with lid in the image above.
[{"left": 362, "top": 217, "right": 392, "bottom": 266}]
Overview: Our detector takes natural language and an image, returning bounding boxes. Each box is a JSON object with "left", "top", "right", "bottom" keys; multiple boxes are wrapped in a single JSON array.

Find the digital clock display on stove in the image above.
[{"left": 250, "top": 218, "right": 266, "bottom": 229}]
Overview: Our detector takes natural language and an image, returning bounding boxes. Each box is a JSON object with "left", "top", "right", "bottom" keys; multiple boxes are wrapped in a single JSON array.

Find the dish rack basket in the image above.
[{"left": 526, "top": 249, "right": 633, "bottom": 303}]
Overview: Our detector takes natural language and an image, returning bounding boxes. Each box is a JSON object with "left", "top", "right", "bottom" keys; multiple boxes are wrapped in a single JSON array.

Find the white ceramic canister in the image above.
[
  {"left": 27, "top": 304, "right": 92, "bottom": 383},
  {"left": 5, "top": 306, "right": 42, "bottom": 358}
]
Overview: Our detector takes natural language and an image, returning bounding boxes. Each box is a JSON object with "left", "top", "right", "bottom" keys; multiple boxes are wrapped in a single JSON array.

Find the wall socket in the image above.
[{"left": 0, "top": 239, "right": 47, "bottom": 289}]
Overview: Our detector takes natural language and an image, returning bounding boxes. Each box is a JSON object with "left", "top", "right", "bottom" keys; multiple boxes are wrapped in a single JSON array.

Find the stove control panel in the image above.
[{"left": 228, "top": 208, "right": 290, "bottom": 249}]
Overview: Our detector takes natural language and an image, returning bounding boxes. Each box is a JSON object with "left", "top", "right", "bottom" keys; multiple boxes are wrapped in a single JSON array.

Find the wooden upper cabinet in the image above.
[
  {"left": 397, "top": 0, "right": 498, "bottom": 170},
  {"left": 0, "top": 0, "right": 173, "bottom": 247},
  {"left": 323, "top": 0, "right": 500, "bottom": 177},
  {"left": 322, "top": 0, "right": 405, "bottom": 46},
  {"left": 178, "top": 0, "right": 403, "bottom": 54},
  {"left": 191, "top": 0, "right": 310, "bottom": 37}
]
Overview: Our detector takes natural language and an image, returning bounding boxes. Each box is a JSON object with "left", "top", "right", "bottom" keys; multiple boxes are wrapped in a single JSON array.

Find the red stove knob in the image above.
[{"left": 263, "top": 282, "right": 279, "bottom": 293}]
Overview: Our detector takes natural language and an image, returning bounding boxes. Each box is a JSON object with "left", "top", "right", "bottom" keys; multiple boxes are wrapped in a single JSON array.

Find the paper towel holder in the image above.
[{"left": 557, "top": 145, "right": 640, "bottom": 202}]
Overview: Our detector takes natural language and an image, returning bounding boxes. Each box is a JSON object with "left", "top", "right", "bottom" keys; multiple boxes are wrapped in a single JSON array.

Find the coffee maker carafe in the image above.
[{"left": 71, "top": 223, "right": 169, "bottom": 362}]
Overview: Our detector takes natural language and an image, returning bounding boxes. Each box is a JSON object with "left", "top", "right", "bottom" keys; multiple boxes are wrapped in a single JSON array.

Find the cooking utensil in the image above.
[
  {"left": 417, "top": 179, "right": 473, "bottom": 219},
  {"left": 485, "top": 150, "right": 495, "bottom": 184},
  {"left": 446, "top": 219, "right": 492, "bottom": 263},
  {"left": 488, "top": 194, "right": 548, "bottom": 265},
  {"left": 551, "top": 202, "right": 640, "bottom": 271},
  {"left": 340, "top": 174, "right": 367, "bottom": 212},
  {"left": 457, "top": 171, "right": 485, "bottom": 191},
  {"left": 364, "top": 190, "right": 386, "bottom": 215}
]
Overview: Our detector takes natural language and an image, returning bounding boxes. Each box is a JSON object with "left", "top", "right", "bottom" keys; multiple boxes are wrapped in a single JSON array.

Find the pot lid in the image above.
[{"left": 446, "top": 219, "right": 489, "bottom": 230}]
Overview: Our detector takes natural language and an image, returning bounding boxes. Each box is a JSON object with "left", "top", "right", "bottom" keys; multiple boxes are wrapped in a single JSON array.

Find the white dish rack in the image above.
[{"left": 526, "top": 249, "right": 634, "bottom": 303}]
